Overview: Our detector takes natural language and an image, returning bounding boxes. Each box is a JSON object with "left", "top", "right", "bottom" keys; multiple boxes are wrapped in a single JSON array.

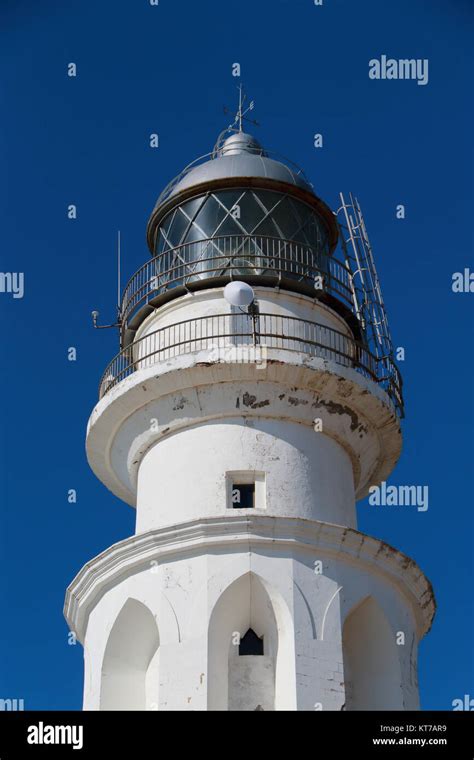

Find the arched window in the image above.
[
  {"left": 342, "top": 597, "right": 404, "bottom": 710},
  {"left": 100, "top": 599, "right": 160, "bottom": 711},
  {"left": 208, "top": 572, "right": 295, "bottom": 710}
]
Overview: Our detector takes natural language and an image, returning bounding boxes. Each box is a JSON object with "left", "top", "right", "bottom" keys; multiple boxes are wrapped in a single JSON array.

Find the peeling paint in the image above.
[
  {"left": 242, "top": 392, "right": 270, "bottom": 409},
  {"left": 312, "top": 398, "right": 367, "bottom": 434},
  {"left": 288, "top": 396, "right": 309, "bottom": 407}
]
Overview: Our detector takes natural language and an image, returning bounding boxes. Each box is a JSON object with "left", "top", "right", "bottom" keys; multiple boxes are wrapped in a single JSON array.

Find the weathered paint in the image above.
[{"left": 65, "top": 285, "right": 434, "bottom": 711}]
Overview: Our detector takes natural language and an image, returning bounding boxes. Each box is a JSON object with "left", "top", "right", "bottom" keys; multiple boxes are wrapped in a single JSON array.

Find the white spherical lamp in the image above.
[{"left": 224, "top": 281, "right": 255, "bottom": 308}]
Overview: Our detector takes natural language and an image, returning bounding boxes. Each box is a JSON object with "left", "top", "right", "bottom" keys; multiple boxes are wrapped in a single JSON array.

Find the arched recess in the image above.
[
  {"left": 100, "top": 598, "right": 160, "bottom": 710},
  {"left": 342, "top": 596, "right": 404, "bottom": 710},
  {"left": 208, "top": 572, "right": 295, "bottom": 711}
]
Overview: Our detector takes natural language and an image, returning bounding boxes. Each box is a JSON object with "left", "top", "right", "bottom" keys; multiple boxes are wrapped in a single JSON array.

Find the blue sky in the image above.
[{"left": 0, "top": 0, "right": 472, "bottom": 710}]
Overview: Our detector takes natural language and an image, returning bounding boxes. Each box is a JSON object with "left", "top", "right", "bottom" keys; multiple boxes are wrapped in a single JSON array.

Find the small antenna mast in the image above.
[
  {"left": 91, "top": 230, "right": 123, "bottom": 332},
  {"left": 117, "top": 230, "right": 121, "bottom": 314}
]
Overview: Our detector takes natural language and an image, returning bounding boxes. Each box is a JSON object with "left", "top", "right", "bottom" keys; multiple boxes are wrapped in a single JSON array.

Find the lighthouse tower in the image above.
[{"left": 65, "top": 108, "right": 435, "bottom": 711}]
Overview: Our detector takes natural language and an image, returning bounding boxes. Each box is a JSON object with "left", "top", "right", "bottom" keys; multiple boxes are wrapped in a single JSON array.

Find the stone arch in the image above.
[
  {"left": 342, "top": 596, "right": 404, "bottom": 710},
  {"left": 100, "top": 598, "right": 160, "bottom": 710},
  {"left": 208, "top": 572, "right": 295, "bottom": 711}
]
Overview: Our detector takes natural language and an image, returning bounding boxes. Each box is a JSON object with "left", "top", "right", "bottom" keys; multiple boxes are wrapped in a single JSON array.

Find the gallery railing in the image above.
[
  {"left": 120, "top": 235, "right": 355, "bottom": 332},
  {"left": 99, "top": 311, "right": 403, "bottom": 416}
]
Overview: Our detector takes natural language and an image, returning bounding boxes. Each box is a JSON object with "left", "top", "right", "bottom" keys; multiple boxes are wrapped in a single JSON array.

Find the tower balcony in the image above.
[
  {"left": 101, "top": 309, "right": 404, "bottom": 416},
  {"left": 120, "top": 234, "right": 359, "bottom": 346}
]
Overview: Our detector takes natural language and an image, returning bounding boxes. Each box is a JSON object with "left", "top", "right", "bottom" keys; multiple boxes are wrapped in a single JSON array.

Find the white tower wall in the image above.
[
  {"left": 66, "top": 311, "right": 434, "bottom": 710},
  {"left": 73, "top": 525, "right": 428, "bottom": 711},
  {"left": 136, "top": 418, "right": 356, "bottom": 531}
]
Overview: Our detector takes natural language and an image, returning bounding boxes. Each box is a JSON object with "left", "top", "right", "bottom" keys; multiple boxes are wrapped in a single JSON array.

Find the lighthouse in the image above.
[{"left": 64, "top": 100, "right": 435, "bottom": 711}]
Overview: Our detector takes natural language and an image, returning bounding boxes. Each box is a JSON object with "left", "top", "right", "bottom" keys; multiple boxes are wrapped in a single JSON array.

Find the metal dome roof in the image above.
[
  {"left": 170, "top": 153, "right": 312, "bottom": 198},
  {"left": 150, "top": 131, "right": 314, "bottom": 215}
]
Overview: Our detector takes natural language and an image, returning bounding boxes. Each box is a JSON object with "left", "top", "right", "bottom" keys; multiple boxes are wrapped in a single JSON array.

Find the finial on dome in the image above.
[
  {"left": 220, "top": 132, "right": 264, "bottom": 156},
  {"left": 214, "top": 85, "right": 260, "bottom": 156},
  {"left": 224, "top": 84, "right": 259, "bottom": 134}
]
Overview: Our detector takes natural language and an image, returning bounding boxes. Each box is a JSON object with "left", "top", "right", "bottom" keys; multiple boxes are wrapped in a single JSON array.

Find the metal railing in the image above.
[
  {"left": 99, "top": 312, "right": 404, "bottom": 416},
  {"left": 121, "top": 235, "right": 354, "bottom": 331}
]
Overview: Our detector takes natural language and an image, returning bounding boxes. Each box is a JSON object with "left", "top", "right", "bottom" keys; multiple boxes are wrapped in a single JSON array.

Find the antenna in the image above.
[
  {"left": 117, "top": 230, "right": 121, "bottom": 313},
  {"left": 91, "top": 231, "right": 123, "bottom": 332}
]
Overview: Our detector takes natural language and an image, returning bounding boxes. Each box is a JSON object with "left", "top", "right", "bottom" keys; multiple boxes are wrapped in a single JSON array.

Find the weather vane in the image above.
[{"left": 224, "top": 84, "right": 259, "bottom": 133}]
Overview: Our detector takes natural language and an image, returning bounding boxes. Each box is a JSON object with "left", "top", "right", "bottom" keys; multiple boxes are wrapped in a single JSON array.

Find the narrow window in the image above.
[
  {"left": 226, "top": 472, "right": 266, "bottom": 510},
  {"left": 239, "top": 628, "right": 264, "bottom": 656},
  {"left": 232, "top": 483, "right": 255, "bottom": 509}
]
